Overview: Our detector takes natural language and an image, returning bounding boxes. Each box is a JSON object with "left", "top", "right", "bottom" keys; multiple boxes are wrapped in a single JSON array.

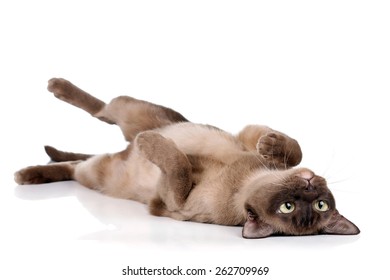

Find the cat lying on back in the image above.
[{"left": 14, "top": 78, "right": 360, "bottom": 238}]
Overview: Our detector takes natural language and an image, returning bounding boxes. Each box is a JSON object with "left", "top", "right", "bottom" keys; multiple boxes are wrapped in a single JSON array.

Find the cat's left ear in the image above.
[
  {"left": 322, "top": 210, "right": 360, "bottom": 235},
  {"left": 242, "top": 211, "right": 274, "bottom": 238}
]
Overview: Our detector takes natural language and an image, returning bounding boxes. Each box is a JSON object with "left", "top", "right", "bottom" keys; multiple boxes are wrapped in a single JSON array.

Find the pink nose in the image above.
[
  {"left": 298, "top": 169, "right": 315, "bottom": 180},
  {"left": 296, "top": 169, "right": 316, "bottom": 191}
]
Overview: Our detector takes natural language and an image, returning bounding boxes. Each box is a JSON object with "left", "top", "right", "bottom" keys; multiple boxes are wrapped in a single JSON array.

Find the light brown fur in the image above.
[{"left": 14, "top": 78, "right": 360, "bottom": 238}]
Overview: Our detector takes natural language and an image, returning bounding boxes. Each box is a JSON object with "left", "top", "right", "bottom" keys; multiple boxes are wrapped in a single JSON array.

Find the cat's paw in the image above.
[
  {"left": 257, "top": 132, "right": 293, "bottom": 168},
  {"left": 15, "top": 166, "right": 48, "bottom": 185},
  {"left": 47, "top": 78, "right": 74, "bottom": 101},
  {"left": 14, "top": 164, "right": 73, "bottom": 185},
  {"left": 257, "top": 132, "right": 302, "bottom": 168},
  {"left": 257, "top": 132, "right": 286, "bottom": 163},
  {"left": 136, "top": 132, "right": 183, "bottom": 165},
  {"left": 135, "top": 131, "right": 171, "bottom": 160},
  {"left": 135, "top": 131, "right": 190, "bottom": 175}
]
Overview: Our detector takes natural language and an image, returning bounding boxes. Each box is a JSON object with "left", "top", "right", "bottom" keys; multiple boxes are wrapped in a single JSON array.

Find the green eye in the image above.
[
  {"left": 279, "top": 202, "right": 295, "bottom": 214},
  {"left": 314, "top": 200, "right": 329, "bottom": 212}
]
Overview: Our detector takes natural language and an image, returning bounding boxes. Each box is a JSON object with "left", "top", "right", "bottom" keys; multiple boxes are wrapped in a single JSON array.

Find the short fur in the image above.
[{"left": 14, "top": 78, "right": 360, "bottom": 238}]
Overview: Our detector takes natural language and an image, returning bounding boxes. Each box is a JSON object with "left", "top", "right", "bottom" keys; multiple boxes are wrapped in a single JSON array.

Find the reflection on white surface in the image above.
[
  {"left": 13, "top": 181, "right": 361, "bottom": 248},
  {"left": 3, "top": 176, "right": 369, "bottom": 280}
]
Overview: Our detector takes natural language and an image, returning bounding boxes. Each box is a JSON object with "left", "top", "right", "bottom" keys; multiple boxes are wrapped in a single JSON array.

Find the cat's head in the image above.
[{"left": 242, "top": 168, "right": 360, "bottom": 238}]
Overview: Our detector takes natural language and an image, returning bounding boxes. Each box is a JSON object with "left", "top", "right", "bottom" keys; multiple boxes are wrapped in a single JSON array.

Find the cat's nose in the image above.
[
  {"left": 297, "top": 169, "right": 314, "bottom": 181},
  {"left": 295, "top": 169, "right": 316, "bottom": 191}
]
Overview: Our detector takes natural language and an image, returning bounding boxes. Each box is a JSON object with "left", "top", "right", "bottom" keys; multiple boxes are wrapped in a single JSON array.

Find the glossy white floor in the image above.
[{"left": 1, "top": 1, "right": 389, "bottom": 279}]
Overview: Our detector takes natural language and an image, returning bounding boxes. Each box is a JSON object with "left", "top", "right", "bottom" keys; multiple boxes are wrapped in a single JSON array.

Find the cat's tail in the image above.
[{"left": 44, "top": 145, "right": 93, "bottom": 162}]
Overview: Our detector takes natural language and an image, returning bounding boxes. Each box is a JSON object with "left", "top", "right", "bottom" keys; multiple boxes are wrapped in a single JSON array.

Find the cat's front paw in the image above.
[
  {"left": 256, "top": 132, "right": 302, "bottom": 168},
  {"left": 257, "top": 132, "right": 286, "bottom": 165}
]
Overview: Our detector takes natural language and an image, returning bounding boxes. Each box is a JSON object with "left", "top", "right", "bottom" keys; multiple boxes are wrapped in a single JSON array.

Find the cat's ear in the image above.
[
  {"left": 322, "top": 210, "right": 360, "bottom": 235},
  {"left": 242, "top": 211, "right": 274, "bottom": 239}
]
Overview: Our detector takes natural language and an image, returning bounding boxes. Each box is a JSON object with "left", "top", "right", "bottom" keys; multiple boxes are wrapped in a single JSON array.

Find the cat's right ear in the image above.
[{"left": 242, "top": 211, "right": 274, "bottom": 239}]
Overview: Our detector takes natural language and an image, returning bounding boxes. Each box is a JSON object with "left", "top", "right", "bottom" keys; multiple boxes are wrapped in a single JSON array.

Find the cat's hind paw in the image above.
[
  {"left": 47, "top": 78, "right": 74, "bottom": 101},
  {"left": 14, "top": 164, "right": 74, "bottom": 185},
  {"left": 15, "top": 166, "right": 48, "bottom": 185}
]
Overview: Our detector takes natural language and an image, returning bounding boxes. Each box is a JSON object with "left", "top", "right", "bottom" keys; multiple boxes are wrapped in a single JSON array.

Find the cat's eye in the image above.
[
  {"left": 313, "top": 200, "right": 329, "bottom": 212},
  {"left": 278, "top": 202, "right": 295, "bottom": 214}
]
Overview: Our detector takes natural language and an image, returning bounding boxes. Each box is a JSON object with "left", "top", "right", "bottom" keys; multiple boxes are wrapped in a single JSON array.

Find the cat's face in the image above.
[{"left": 242, "top": 168, "right": 360, "bottom": 238}]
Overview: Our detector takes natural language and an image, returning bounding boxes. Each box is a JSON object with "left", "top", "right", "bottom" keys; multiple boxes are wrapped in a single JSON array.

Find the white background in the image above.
[{"left": 1, "top": 1, "right": 389, "bottom": 279}]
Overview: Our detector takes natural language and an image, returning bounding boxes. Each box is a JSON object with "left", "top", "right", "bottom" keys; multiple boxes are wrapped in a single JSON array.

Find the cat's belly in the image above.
[
  {"left": 158, "top": 123, "right": 244, "bottom": 163},
  {"left": 179, "top": 190, "right": 217, "bottom": 223},
  {"left": 111, "top": 123, "right": 245, "bottom": 214},
  {"left": 115, "top": 151, "right": 161, "bottom": 204}
]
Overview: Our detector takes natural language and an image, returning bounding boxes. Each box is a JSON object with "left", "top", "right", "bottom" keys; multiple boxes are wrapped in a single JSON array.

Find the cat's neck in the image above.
[{"left": 232, "top": 171, "right": 266, "bottom": 222}]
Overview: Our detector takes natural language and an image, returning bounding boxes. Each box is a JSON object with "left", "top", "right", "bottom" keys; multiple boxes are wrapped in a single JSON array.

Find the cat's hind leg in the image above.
[
  {"left": 47, "top": 78, "right": 189, "bottom": 142},
  {"left": 14, "top": 146, "right": 93, "bottom": 183},
  {"left": 14, "top": 161, "right": 79, "bottom": 185},
  {"left": 44, "top": 145, "right": 93, "bottom": 162},
  {"left": 47, "top": 78, "right": 111, "bottom": 123},
  {"left": 95, "top": 95, "right": 189, "bottom": 141},
  {"left": 135, "top": 131, "right": 193, "bottom": 214},
  {"left": 15, "top": 146, "right": 135, "bottom": 197}
]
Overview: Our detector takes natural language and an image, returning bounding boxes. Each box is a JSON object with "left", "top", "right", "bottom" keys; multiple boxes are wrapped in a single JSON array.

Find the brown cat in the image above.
[{"left": 14, "top": 78, "right": 360, "bottom": 238}]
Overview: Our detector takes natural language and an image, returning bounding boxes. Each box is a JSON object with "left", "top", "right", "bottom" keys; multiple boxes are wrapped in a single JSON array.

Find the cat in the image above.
[{"left": 14, "top": 78, "right": 360, "bottom": 238}]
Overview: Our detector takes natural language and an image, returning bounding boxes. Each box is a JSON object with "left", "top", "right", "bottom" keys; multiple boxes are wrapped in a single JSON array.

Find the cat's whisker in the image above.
[
  {"left": 322, "top": 173, "right": 359, "bottom": 194},
  {"left": 326, "top": 177, "right": 351, "bottom": 186},
  {"left": 319, "top": 159, "right": 353, "bottom": 191},
  {"left": 284, "top": 146, "right": 294, "bottom": 169},
  {"left": 283, "top": 154, "right": 288, "bottom": 170},
  {"left": 249, "top": 150, "right": 270, "bottom": 171}
]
